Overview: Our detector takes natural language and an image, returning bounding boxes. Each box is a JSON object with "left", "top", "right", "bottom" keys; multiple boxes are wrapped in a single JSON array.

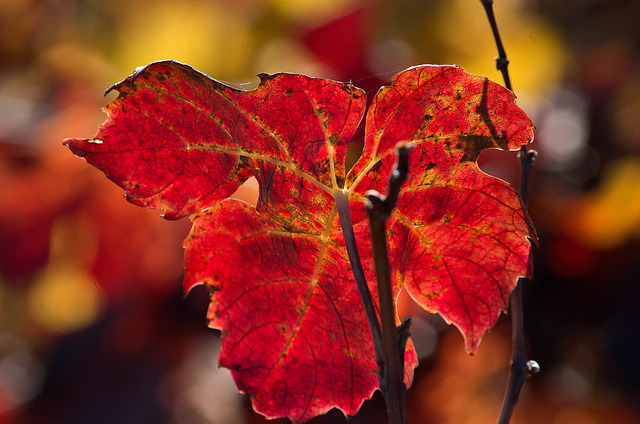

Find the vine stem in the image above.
[
  {"left": 336, "top": 142, "right": 414, "bottom": 424},
  {"left": 479, "top": 1, "right": 539, "bottom": 423},
  {"left": 365, "top": 142, "right": 415, "bottom": 424},
  {"left": 335, "top": 190, "right": 384, "bottom": 367}
]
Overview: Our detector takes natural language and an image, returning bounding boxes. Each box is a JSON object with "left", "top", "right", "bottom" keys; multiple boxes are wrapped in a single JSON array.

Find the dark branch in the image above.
[
  {"left": 365, "top": 141, "right": 415, "bottom": 424},
  {"left": 480, "top": 0, "right": 512, "bottom": 91},
  {"left": 517, "top": 148, "right": 538, "bottom": 207},
  {"left": 479, "top": 2, "right": 539, "bottom": 424}
]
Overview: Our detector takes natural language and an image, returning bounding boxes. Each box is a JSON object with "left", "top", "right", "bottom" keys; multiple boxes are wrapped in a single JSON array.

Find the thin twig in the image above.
[
  {"left": 480, "top": 0, "right": 512, "bottom": 92},
  {"left": 497, "top": 149, "right": 538, "bottom": 424},
  {"left": 339, "top": 143, "right": 415, "bottom": 424},
  {"left": 365, "top": 142, "right": 415, "bottom": 424},
  {"left": 479, "top": 1, "right": 539, "bottom": 423}
]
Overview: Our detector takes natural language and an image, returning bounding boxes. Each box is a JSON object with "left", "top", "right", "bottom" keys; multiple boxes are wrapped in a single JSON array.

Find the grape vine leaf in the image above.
[{"left": 64, "top": 61, "right": 536, "bottom": 422}]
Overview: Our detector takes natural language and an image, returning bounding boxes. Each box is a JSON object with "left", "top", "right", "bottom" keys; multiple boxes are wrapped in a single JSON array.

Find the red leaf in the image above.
[
  {"left": 65, "top": 61, "right": 535, "bottom": 421},
  {"left": 183, "top": 200, "right": 405, "bottom": 422},
  {"left": 348, "top": 65, "right": 536, "bottom": 353},
  {"left": 66, "top": 61, "right": 363, "bottom": 220}
]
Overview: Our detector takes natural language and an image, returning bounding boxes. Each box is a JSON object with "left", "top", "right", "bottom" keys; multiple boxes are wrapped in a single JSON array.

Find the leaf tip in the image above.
[
  {"left": 103, "top": 84, "right": 116, "bottom": 97},
  {"left": 463, "top": 334, "right": 481, "bottom": 356},
  {"left": 157, "top": 207, "right": 182, "bottom": 221},
  {"left": 104, "top": 62, "right": 154, "bottom": 96},
  {"left": 63, "top": 138, "right": 88, "bottom": 158}
]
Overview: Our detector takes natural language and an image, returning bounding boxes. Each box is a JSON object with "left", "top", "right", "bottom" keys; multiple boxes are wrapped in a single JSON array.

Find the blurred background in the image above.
[{"left": 1, "top": 0, "right": 640, "bottom": 423}]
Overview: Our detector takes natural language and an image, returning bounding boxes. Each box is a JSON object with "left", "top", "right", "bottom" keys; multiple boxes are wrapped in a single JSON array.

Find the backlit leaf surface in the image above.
[{"left": 65, "top": 61, "right": 535, "bottom": 422}]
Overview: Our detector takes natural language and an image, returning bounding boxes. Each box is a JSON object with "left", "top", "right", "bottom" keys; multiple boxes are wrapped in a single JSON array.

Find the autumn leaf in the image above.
[
  {"left": 64, "top": 61, "right": 535, "bottom": 422},
  {"left": 349, "top": 65, "right": 536, "bottom": 353}
]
